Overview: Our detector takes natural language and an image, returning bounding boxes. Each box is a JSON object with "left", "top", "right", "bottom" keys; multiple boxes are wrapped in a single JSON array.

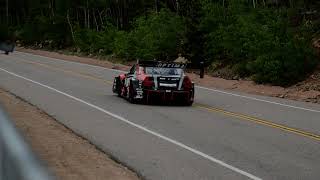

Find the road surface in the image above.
[{"left": 0, "top": 52, "right": 320, "bottom": 180}]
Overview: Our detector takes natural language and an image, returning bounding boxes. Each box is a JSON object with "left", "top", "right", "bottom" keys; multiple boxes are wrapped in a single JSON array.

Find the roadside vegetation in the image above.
[{"left": 0, "top": 0, "right": 320, "bottom": 86}]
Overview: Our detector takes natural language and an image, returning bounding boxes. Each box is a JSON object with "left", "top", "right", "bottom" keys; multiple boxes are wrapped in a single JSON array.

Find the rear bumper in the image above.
[{"left": 143, "top": 89, "right": 194, "bottom": 103}]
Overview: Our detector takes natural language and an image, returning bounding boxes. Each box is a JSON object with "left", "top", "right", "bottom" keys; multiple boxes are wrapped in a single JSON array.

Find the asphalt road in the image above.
[{"left": 1, "top": 52, "right": 320, "bottom": 180}]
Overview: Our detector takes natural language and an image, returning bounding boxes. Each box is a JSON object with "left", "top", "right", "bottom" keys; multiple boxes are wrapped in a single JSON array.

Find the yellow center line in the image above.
[
  {"left": 19, "top": 59, "right": 113, "bottom": 85},
  {"left": 195, "top": 103, "right": 320, "bottom": 141},
  {"left": 17, "top": 58, "right": 320, "bottom": 142}
]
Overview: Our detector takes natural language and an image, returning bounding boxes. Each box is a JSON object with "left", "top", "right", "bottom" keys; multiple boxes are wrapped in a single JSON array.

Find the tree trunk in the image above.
[
  {"left": 84, "top": 8, "right": 87, "bottom": 28},
  {"left": 87, "top": 8, "right": 90, "bottom": 29},
  {"left": 155, "top": 0, "right": 159, "bottom": 12},
  {"left": 16, "top": 11, "right": 19, "bottom": 26},
  {"left": 86, "top": 0, "right": 90, "bottom": 29},
  {"left": 93, "top": 9, "right": 99, "bottom": 31},
  {"left": 76, "top": 8, "right": 79, "bottom": 23},
  {"left": 6, "top": 0, "right": 9, "bottom": 25},
  {"left": 50, "top": 0, "right": 55, "bottom": 18},
  {"left": 98, "top": 10, "right": 104, "bottom": 27},
  {"left": 120, "top": 5, "right": 124, "bottom": 29},
  {"left": 176, "top": 0, "right": 180, "bottom": 14},
  {"left": 67, "top": 10, "right": 76, "bottom": 44},
  {"left": 117, "top": 5, "right": 121, "bottom": 29}
]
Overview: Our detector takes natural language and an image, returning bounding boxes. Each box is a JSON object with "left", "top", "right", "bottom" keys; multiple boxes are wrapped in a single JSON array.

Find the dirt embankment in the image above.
[
  {"left": 0, "top": 88, "right": 140, "bottom": 180},
  {"left": 18, "top": 47, "right": 320, "bottom": 104}
]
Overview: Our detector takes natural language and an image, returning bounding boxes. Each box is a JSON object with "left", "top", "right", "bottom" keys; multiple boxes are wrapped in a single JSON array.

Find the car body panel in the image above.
[{"left": 112, "top": 61, "right": 194, "bottom": 105}]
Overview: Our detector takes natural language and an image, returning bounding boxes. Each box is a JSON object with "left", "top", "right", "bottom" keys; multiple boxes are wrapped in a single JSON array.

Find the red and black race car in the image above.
[{"left": 112, "top": 61, "right": 194, "bottom": 106}]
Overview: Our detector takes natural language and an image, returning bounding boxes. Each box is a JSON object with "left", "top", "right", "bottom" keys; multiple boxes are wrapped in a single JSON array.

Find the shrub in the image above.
[
  {"left": 130, "top": 9, "right": 186, "bottom": 60},
  {"left": 20, "top": 15, "right": 69, "bottom": 48},
  {"left": 200, "top": 1, "right": 317, "bottom": 85},
  {"left": 74, "top": 25, "right": 116, "bottom": 55},
  {"left": 113, "top": 31, "right": 135, "bottom": 59},
  {"left": 248, "top": 39, "right": 317, "bottom": 86}
]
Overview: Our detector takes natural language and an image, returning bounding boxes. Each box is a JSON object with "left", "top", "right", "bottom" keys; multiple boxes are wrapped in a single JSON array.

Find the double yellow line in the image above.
[
  {"left": 17, "top": 57, "right": 320, "bottom": 142},
  {"left": 19, "top": 59, "right": 113, "bottom": 85},
  {"left": 195, "top": 103, "right": 320, "bottom": 141}
]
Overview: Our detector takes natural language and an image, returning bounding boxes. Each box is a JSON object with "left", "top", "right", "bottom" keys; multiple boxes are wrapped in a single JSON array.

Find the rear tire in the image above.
[
  {"left": 128, "top": 83, "right": 136, "bottom": 104},
  {"left": 5, "top": 51, "right": 9, "bottom": 55},
  {"left": 112, "top": 77, "right": 122, "bottom": 97}
]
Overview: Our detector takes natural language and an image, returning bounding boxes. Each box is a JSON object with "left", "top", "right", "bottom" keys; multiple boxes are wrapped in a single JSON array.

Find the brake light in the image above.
[
  {"left": 183, "top": 76, "right": 192, "bottom": 90},
  {"left": 142, "top": 77, "right": 154, "bottom": 87}
]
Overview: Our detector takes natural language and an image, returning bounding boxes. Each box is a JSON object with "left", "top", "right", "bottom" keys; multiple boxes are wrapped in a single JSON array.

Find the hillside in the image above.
[{"left": 1, "top": 0, "right": 320, "bottom": 86}]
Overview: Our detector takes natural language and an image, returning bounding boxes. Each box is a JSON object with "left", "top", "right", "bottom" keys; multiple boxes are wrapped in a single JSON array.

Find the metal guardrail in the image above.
[{"left": 0, "top": 105, "right": 54, "bottom": 180}]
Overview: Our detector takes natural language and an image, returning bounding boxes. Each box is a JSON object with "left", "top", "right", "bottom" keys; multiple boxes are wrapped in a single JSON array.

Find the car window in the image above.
[{"left": 145, "top": 67, "right": 183, "bottom": 76}]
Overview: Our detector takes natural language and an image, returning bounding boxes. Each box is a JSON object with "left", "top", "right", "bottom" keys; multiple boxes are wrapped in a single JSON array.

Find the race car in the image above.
[{"left": 112, "top": 61, "right": 194, "bottom": 106}]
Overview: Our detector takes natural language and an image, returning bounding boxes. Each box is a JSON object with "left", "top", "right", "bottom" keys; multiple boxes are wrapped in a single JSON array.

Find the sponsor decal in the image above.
[
  {"left": 160, "top": 83, "right": 177, "bottom": 87},
  {"left": 156, "top": 63, "right": 186, "bottom": 68}
]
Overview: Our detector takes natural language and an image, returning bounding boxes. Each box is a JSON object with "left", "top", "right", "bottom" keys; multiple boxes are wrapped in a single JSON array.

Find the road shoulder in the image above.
[{"left": 0, "top": 88, "right": 140, "bottom": 180}]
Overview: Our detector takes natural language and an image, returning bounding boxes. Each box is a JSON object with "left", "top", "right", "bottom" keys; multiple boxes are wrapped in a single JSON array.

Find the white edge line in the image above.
[
  {"left": 196, "top": 86, "right": 320, "bottom": 113},
  {"left": 16, "top": 51, "right": 320, "bottom": 113},
  {"left": 0, "top": 67, "right": 262, "bottom": 180}
]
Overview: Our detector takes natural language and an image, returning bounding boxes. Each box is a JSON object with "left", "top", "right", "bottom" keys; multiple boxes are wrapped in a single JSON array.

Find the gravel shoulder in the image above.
[{"left": 0, "top": 88, "right": 140, "bottom": 180}]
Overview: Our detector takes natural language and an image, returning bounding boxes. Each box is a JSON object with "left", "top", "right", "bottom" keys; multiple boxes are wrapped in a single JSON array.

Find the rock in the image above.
[
  {"left": 174, "top": 54, "right": 190, "bottom": 63},
  {"left": 112, "top": 66, "right": 119, "bottom": 69},
  {"left": 232, "top": 75, "right": 239, "bottom": 80}
]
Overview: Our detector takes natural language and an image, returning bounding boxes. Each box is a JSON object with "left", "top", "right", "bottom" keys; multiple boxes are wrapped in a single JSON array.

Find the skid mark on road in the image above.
[{"left": 10, "top": 56, "right": 320, "bottom": 142}]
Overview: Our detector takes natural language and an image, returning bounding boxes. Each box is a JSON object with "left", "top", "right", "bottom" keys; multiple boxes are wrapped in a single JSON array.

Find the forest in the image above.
[{"left": 0, "top": 0, "right": 319, "bottom": 85}]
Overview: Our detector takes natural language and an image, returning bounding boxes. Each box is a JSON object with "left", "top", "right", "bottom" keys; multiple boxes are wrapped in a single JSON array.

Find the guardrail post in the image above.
[{"left": 200, "top": 61, "right": 205, "bottom": 79}]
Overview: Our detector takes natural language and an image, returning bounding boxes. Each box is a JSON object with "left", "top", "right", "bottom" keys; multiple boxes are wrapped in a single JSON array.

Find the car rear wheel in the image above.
[
  {"left": 112, "top": 77, "right": 122, "bottom": 97},
  {"left": 185, "top": 88, "right": 194, "bottom": 106},
  {"left": 127, "top": 83, "right": 136, "bottom": 104}
]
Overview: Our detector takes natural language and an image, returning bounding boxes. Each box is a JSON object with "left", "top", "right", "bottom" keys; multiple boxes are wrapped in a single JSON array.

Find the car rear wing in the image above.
[{"left": 138, "top": 61, "right": 188, "bottom": 69}]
